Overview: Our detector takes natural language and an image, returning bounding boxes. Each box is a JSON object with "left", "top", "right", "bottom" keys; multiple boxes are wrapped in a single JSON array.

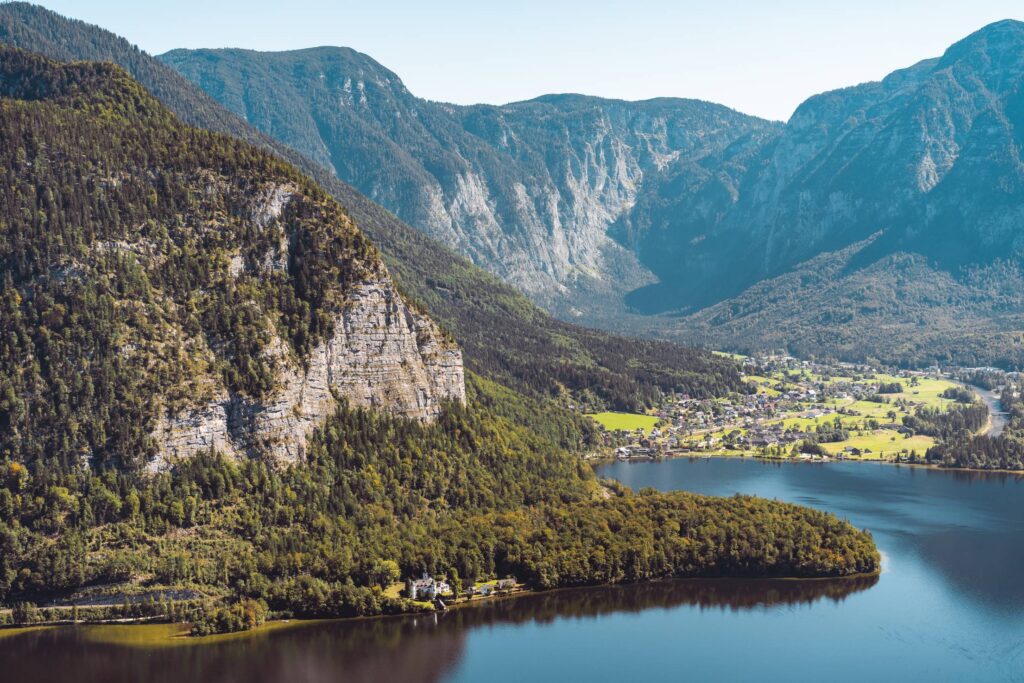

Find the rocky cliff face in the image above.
[
  {"left": 152, "top": 277, "right": 464, "bottom": 469},
  {"left": 161, "top": 23, "right": 1024, "bottom": 337},
  {"left": 630, "top": 20, "right": 1024, "bottom": 313},
  {"left": 158, "top": 47, "right": 777, "bottom": 315},
  {"left": 0, "top": 2, "right": 749, "bottom": 431},
  {"left": 149, "top": 180, "right": 464, "bottom": 469}
]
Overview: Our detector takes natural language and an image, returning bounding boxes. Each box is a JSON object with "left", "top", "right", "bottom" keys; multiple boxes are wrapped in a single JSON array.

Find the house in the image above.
[{"left": 407, "top": 572, "right": 452, "bottom": 601}]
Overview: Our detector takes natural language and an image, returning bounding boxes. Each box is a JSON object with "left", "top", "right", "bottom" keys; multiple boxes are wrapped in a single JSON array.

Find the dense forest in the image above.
[
  {"left": 0, "top": 2, "right": 748, "bottom": 412},
  {"left": 905, "top": 403, "right": 989, "bottom": 441},
  {"left": 679, "top": 241, "right": 1024, "bottom": 370},
  {"left": 0, "top": 374, "right": 880, "bottom": 629},
  {"left": 0, "top": 48, "right": 879, "bottom": 632}
]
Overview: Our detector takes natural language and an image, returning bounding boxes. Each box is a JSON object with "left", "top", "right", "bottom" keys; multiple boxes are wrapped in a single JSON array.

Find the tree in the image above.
[
  {"left": 369, "top": 560, "right": 401, "bottom": 588},
  {"left": 449, "top": 569, "right": 463, "bottom": 598},
  {"left": 12, "top": 601, "right": 40, "bottom": 625}
]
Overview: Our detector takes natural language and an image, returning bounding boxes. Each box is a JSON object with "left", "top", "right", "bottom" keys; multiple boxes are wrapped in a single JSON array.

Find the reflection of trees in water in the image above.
[
  {"left": 437, "top": 575, "right": 879, "bottom": 629},
  {"left": 942, "top": 469, "right": 1024, "bottom": 485},
  {"left": 1, "top": 576, "right": 876, "bottom": 683},
  {"left": 2, "top": 618, "right": 469, "bottom": 683}
]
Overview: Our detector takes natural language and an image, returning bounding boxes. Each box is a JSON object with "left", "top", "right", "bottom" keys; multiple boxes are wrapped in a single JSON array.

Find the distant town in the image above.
[{"left": 589, "top": 353, "right": 1016, "bottom": 465}]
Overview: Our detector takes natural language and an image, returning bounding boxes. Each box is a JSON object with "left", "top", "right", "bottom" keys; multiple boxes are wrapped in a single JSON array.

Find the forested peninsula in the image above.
[{"left": 0, "top": 47, "right": 879, "bottom": 635}]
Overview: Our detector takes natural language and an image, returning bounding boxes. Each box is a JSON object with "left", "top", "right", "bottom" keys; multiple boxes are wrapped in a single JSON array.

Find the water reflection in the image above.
[
  {"left": 0, "top": 575, "right": 875, "bottom": 683},
  {"left": 5, "top": 459, "right": 1022, "bottom": 682}
]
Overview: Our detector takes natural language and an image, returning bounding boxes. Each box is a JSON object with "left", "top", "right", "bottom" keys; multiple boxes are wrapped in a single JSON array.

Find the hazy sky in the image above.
[{"left": 23, "top": 0, "right": 1024, "bottom": 120}]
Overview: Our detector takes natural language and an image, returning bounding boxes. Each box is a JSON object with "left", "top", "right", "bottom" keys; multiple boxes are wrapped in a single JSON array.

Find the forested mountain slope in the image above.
[
  {"left": 0, "top": 47, "right": 878, "bottom": 620},
  {"left": 674, "top": 236, "right": 1024, "bottom": 367},
  {"left": 0, "top": 45, "right": 463, "bottom": 470},
  {"left": 0, "top": 1, "right": 745, "bottom": 410}
]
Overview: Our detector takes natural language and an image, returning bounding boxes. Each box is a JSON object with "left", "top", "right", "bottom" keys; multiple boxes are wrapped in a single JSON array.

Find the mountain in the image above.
[
  {"left": 0, "top": 1, "right": 745, "bottom": 410},
  {"left": 0, "top": 45, "right": 462, "bottom": 470},
  {"left": 162, "top": 21, "right": 1024, "bottom": 368},
  {"left": 0, "top": 45, "right": 878, "bottom": 617},
  {"left": 674, "top": 236, "right": 1024, "bottom": 367},
  {"left": 635, "top": 19, "right": 1024, "bottom": 313},
  {"left": 158, "top": 46, "right": 779, "bottom": 316},
  {"left": 656, "top": 20, "right": 1024, "bottom": 366}
]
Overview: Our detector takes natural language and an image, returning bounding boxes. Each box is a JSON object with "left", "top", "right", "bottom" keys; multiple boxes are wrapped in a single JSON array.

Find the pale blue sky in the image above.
[{"left": 21, "top": 0, "right": 1024, "bottom": 120}]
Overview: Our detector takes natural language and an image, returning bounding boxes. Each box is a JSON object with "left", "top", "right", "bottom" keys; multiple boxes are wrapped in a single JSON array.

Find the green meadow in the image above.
[{"left": 587, "top": 412, "right": 660, "bottom": 433}]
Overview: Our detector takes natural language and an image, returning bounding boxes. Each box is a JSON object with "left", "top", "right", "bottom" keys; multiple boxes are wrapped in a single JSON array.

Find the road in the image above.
[{"left": 969, "top": 384, "right": 1008, "bottom": 437}]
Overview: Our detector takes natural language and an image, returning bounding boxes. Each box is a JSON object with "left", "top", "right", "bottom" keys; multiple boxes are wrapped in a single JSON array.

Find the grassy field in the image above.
[
  {"left": 871, "top": 375, "right": 957, "bottom": 409},
  {"left": 743, "top": 375, "right": 783, "bottom": 396},
  {"left": 819, "top": 432, "right": 935, "bottom": 459},
  {"left": 587, "top": 412, "right": 660, "bottom": 433}
]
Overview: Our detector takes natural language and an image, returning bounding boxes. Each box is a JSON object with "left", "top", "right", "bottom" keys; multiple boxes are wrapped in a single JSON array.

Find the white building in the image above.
[{"left": 407, "top": 572, "right": 452, "bottom": 600}]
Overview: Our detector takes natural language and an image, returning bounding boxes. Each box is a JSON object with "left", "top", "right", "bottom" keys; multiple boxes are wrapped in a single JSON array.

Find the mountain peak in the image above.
[
  {"left": 0, "top": 44, "right": 162, "bottom": 117},
  {"left": 938, "top": 18, "right": 1024, "bottom": 70}
]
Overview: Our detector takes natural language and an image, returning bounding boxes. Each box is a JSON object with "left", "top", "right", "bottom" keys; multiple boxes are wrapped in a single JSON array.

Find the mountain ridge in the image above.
[
  {"left": 159, "top": 43, "right": 779, "bottom": 315},
  {"left": 0, "top": 41, "right": 879, "bottom": 617},
  {"left": 160, "top": 19, "right": 1024, "bottom": 370},
  {"left": 0, "top": 1, "right": 746, "bottom": 410},
  {"left": 0, "top": 44, "right": 464, "bottom": 470}
]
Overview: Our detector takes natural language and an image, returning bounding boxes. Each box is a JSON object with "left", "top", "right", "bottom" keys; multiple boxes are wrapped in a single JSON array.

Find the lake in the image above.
[{"left": 3, "top": 458, "right": 1023, "bottom": 682}]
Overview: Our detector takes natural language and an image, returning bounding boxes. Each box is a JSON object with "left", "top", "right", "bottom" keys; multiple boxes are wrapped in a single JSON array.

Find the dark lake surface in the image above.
[{"left": 3, "top": 458, "right": 1024, "bottom": 682}]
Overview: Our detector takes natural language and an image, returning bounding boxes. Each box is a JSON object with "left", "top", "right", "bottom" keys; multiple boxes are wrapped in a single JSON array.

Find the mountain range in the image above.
[
  {"left": 161, "top": 20, "right": 1024, "bottom": 368},
  {"left": 0, "top": 7, "right": 878, "bottom": 615},
  {"left": 158, "top": 45, "right": 778, "bottom": 320},
  {"left": 0, "top": 1, "right": 745, "bottom": 412}
]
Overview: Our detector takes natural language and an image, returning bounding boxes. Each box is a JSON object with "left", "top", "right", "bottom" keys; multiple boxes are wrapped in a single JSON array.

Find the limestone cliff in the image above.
[
  {"left": 152, "top": 278, "right": 464, "bottom": 469},
  {"left": 150, "top": 182, "right": 464, "bottom": 469},
  {"left": 157, "top": 47, "right": 777, "bottom": 318}
]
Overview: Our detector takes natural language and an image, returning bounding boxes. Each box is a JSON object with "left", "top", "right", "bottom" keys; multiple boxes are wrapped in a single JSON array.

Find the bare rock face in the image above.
[
  {"left": 158, "top": 48, "right": 777, "bottom": 317},
  {"left": 152, "top": 279, "right": 463, "bottom": 467},
  {"left": 149, "top": 183, "right": 464, "bottom": 470}
]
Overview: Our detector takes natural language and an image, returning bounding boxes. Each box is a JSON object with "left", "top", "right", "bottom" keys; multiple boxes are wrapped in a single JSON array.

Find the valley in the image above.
[
  {"left": 1, "top": 3, "right": 1024, "bottom": 682},
  {"left": 156, "top": 20, "right": 1024, "bottom": 370}
]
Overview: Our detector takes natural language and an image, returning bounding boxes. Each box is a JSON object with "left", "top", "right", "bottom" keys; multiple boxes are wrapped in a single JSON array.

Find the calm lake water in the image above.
[{"left": 3, "top": 458, "right": 1024, "bottom": 682}]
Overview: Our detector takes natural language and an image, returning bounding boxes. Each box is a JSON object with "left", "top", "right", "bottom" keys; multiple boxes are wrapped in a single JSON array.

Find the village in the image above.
[{"left": 591, "top": 354, "right": 1008, "bottom": 464}]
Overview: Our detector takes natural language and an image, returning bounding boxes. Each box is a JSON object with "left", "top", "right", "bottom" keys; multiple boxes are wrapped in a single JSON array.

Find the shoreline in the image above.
[
  {"left": 594, "top": 450, "right": 1024, "bottom": 477},
  {"left": 0, "top": 570, "right": 881, "bottom": 645}
]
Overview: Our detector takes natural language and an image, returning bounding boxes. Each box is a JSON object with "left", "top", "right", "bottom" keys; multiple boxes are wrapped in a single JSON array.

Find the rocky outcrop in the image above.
[
  {"left": 149, "top": 182, "right": 465, "bottom": 470},
  {"left": 0, "top": 47, "right": 466, "bottom": 474},
  {"left": 152, "top": 279, "right": 463, "bottom": 468},
  {"left": 152, "top": 277, "right": 463, "bottom": 468}
]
